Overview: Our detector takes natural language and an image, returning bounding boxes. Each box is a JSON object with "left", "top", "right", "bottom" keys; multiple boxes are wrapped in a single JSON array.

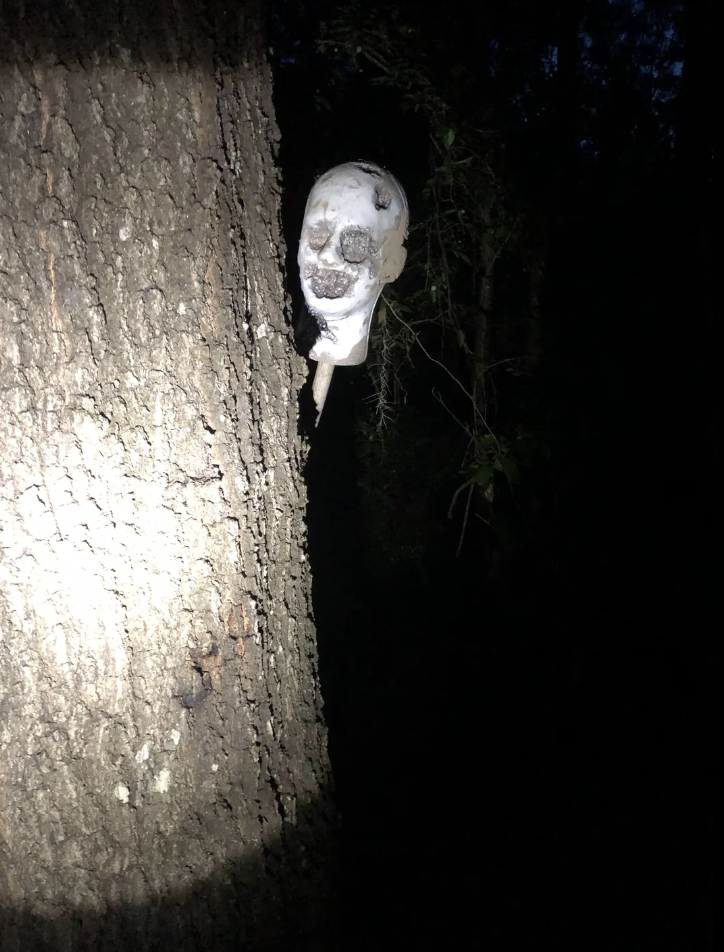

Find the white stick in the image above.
[{"left": 312, "top": 362, "right": 335, "bottom": 427}]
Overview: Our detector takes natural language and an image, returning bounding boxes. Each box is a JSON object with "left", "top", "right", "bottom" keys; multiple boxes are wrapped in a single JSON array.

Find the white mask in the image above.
[{"left": 298, "top": 161, "right": 408, "bottom": 369}]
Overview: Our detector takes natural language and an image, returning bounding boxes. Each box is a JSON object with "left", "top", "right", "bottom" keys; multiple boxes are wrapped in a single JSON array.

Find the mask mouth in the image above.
[{"left": 307, "top": 267, "right": 355, "bottom": 299}]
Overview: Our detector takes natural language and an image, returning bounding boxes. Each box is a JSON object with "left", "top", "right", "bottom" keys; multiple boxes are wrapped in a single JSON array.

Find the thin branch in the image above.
[
  {"left": 455, "top": 482, "right": 474, "bottom": 558},
  {"left": 484, "top": 356, "right": 525, "bottom": 373},
  {"left": 383, "top": 293, "right": 497, "bottom": 440},
  {"left": 447, "top": 478, "right": 471, "bottom": 520},
  {"left": 432, "top": 389, "right": 470, "bottom": 436}
]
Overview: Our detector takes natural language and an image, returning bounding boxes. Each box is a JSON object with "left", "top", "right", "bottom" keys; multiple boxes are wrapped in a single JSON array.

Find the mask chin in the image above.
[{"left": 308, "top": 290, "right": 380, "bottom": 366}]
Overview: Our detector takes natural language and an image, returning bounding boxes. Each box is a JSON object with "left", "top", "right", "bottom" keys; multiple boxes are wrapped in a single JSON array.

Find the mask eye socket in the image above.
[
  {"left": 340, "top": 227, "right": 371, "bottom": 263},
  {"left": 308, "top": 223, "right": 331, "bottom": 251}
]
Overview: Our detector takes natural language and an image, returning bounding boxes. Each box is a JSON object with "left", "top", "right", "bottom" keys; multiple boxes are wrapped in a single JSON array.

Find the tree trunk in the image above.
[{"left": 0, "top": 4, "right": 336, "bottom": 950}]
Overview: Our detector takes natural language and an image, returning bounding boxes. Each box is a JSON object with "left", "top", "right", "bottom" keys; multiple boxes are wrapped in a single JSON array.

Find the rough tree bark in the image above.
[{"left": 0, "top": 3, "right": 336, "bottom": 950}]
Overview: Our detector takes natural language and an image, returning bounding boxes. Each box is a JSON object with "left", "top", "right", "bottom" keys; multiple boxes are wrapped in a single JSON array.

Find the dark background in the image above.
[
  {"left": 0, "top": 1, "right": 710, "bottom": 949},
  {"left": 269, "top": 0, "right": 712, "bottom": 949}
]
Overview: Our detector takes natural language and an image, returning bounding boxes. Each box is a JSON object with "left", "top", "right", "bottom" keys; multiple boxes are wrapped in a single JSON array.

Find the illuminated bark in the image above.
[{"left": 0, "top": 4, "right": 336, "bottom": 949}]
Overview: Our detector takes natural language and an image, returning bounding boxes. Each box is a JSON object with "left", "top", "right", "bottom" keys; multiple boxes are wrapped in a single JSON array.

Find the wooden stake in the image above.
[{"left": 312, "top": 362, "right": 335, "bottom": 427}]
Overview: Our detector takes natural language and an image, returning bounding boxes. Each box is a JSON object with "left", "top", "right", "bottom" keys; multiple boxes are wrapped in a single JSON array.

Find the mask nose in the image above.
[{"left": 317, "top": 243, "right": 341, "bottom": 267}]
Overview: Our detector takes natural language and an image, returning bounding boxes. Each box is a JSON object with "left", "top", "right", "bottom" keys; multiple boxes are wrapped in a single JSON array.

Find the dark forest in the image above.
[{"left": 271, "top": 0, "right": 712, "bottom": 948}]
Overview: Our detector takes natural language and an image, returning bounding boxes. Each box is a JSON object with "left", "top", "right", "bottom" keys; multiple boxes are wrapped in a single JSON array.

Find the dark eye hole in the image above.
[
  {"left": 340, "top": 227, "right": 371, "bottom": 263},
  {"left": 374, "top": 185, "right": 392, "bottom": 210},
  {"left": 308, "top": 223, "right": 331, "bottom": 251}
]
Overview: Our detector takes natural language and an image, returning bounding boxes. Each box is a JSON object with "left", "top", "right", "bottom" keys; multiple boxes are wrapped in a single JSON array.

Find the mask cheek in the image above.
[
  {"left": 344, "top": 276, "right": 371, "bottom": 306},
  {"left": 381, "top": 245, "right": 407, "bottom": 283}
]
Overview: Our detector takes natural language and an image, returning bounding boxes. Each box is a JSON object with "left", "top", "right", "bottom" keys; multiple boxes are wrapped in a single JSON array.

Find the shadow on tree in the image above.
[{"left": 0, "top": 790, "right": 338, "bottom": 952}]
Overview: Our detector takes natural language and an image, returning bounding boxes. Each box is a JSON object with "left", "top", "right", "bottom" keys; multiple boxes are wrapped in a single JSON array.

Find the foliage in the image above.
[
  {"left": 274, "top": 0, "right": 697, "bottom": 578},
  {"left": 318, "top": 3, "right": 549, "bottom": 565}
]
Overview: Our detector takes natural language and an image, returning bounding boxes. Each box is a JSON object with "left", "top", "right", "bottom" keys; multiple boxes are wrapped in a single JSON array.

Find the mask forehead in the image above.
[{"left": 304, "top": 165, "right": 404, "bottom": 234}]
